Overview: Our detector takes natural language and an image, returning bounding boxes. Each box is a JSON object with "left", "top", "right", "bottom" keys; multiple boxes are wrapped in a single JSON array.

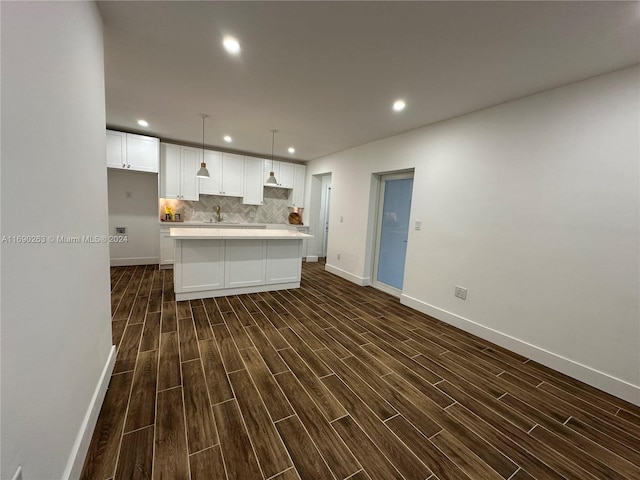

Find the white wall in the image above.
[
  {"left": 305, "top": 66, "right": 640, "bottom": 405},
  {"left": 108, "top": 169, "right": 160, "bottom": 265},
  {"left": 1, "top": 2, "right": 114, "bottom": 479}
]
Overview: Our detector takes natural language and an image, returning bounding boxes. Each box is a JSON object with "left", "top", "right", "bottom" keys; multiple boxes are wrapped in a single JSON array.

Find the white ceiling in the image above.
[{"left": 98, "top": 1, "right": 640, "bottom": 162}]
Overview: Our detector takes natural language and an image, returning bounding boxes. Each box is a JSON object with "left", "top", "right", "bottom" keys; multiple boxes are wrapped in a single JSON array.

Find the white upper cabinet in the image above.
[
  {"left": 243, "top": 157, "right": 264, "bottom": 205},
  {"left": 198, "top": 150, "right": 223, "bottom": 195},
  {"left": 106, "top": 130, "right": 159, "bottom": 173},
  {"left": 263, "top": 159, "right": 294, "bottom": 188},
  {"left": 106, "top": 130, "right": 126, "bottom": 169},
  {"left": 199, "top": 151, "right": 244, "bottom": 197},
  {"left": 160, "top": 143, "right": 200, "bottom": 200},
  {"left": 289, "top": 164, "right": 306, "bottom": 208},
  {"left": 179, "top": 146, "right": 201, "bottom": 201},
  {"left": 221, "top": 153, "right": 244, "bottom": 197}
]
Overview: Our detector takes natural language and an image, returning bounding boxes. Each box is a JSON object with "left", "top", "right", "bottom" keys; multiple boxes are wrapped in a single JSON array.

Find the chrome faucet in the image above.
[{"left": 215, "top": 205, "right": 223, "bottom": 223}]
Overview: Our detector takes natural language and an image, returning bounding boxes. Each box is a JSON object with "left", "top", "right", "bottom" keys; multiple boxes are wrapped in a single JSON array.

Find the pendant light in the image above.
[
  {"left": 196, "top": 114, "right": 210, "bottom": 178},
  {"left": 266, "top": 129, "right": 278, "bottom": 185}
]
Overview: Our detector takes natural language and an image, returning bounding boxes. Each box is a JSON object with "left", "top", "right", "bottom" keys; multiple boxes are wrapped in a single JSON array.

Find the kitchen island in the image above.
[{"left": 171, "top": 227, "right": 313, "bottom": 300}]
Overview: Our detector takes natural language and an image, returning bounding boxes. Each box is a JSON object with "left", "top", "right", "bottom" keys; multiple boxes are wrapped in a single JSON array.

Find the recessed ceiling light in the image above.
[
  {"left": 223, "top": 36, "right": 241, "bottom": 55},
  {"left": 392, "top": 100, "right": 406, "bottom": 112},
  {"left": 137, "top": 119, "right": 149, "bottom": 127},
  {"left": 288, "top": 147, "right": 295, "bottom": 154},
  {"left": 223, "top": 135, "right": 232, "bottom": 143}
]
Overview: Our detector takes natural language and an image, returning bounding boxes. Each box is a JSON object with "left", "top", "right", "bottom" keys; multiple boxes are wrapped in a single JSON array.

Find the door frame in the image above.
[{"left": 371, "top": 170, "right": 414, "bottom": 297}]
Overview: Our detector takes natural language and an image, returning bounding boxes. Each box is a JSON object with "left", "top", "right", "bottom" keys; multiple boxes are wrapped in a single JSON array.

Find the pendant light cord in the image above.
[
  {"left": 271, "top": 129, "right": 278, "bottom": 170},
  {"left": 202, "top": 115, "right": 206, "bottom": 154}
]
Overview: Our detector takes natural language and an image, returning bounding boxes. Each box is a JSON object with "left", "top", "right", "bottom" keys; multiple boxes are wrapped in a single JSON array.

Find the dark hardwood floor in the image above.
[{"left": 81, "top": 261, "right": 640, "bottom": 480}]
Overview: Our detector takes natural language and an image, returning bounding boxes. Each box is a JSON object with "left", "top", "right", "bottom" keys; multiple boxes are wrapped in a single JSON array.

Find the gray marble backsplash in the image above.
[{"left": 160, "top": 187, "right": 294, "bottom": 224}]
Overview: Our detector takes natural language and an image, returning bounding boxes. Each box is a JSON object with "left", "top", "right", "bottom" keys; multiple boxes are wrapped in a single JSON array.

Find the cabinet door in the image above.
[
  {"left": 174, "top": 239, "right": 225, "bottom": 292},
  {"left": 180, "top": 146, "right": 201, "bottom": 201},
  {"left": 199, "top": 150, "right": 223, "bottom": 195},
  {"left": 266, "top": 240, "right": 302, "bottom": 284},
  {"left": 126, "top": 133, "right": 159, "bottom": 173},
  {"left": 263, "top": 158, "right": 278, "bottom": 184},
  {"left": 160, "top": 143, "right": 181, "bottom": 199},
  {"left": 243, "top": 157, "right": 264, "bottom": 205},
  {"left": 159, "top": 229, "right": 174, "bottom": 266},
  {"left": 221, "top": 153, "right": 244, "bottom": 197},
  {"left": 278, "top": 162, "right": 295, "bottom": 188},
  {"left": 225, "top": 240, "right": 266, "bottom": 287},
  {"left": 290, "top": 164, "right": 306, "bottom": 207},
  {"left": 106, "top": 130, "right": 126, "bottom": 169}
]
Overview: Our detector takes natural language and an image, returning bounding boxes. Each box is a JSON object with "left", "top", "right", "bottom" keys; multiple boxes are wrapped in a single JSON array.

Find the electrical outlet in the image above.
[
  {"left": 337, "top": 252, "right": 341, "bottom": 260},
  {"left": 415, "top": 220, "right": 422, "bottom": 231},
  {"left": 454, "top": 286, "right": 467, "bottom": 300},
  {"left": 249, "top": 211, "right": 256, "bottom": 218},
  {"left": 340, "top": 216, "right": 344, "bottom": 223}
]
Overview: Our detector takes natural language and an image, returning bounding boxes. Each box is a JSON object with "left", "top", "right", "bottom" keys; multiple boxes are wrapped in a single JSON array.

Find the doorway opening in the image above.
[{"left": 308, "top": 173, "right": 332, "bottom": 262}]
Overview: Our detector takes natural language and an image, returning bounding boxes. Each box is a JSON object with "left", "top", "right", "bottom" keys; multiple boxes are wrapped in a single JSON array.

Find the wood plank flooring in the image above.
[{"left": 82, "top": 261, "right": 640, "bottom": 480}]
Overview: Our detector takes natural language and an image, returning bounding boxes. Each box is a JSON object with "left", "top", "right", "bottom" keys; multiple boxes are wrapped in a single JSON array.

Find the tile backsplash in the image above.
[{"left": 160, "top": 187, "right": 296, "bottom": 224}]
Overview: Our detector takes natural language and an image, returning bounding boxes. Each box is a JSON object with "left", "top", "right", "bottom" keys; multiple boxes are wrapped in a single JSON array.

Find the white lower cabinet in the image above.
[
  {"left": 160, "top": 228, "right": 174, "bottom": 266},
  {"left": 175, "top": 240, "right": 225, "bottom": 292},
  {"left": 225, "top": 240, "right": 267, "bottom": 288},
  {"left": 295, "top": 226, "right": 309, "bottom": 260},
  {"left": 160, "top": 224, "right": 268, "bottom": 268},
  {"left": 173, "top": 236, "right": 306, "bottom": 300},
  {"left": 266, "top": 240, "right": 302, "bottom": 284}
]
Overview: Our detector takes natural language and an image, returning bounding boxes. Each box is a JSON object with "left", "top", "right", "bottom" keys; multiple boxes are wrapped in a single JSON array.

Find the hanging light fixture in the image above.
[
  {"left": 196, "top": 114, "right": 210, "bottom": 178},
  {"left": 266, "top": 129, "right": 278, "bottom": 185}
]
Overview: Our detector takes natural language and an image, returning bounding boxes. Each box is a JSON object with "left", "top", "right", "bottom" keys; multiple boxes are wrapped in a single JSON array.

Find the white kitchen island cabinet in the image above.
[{"left": 171, "top": 228, "right": 312, "bottom": 300}]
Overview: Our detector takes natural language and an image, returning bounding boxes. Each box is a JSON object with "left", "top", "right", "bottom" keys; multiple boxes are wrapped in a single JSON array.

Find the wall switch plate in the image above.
[
  {"left": 337, "top": 252, "right": 341, "bottom": 260},
  {"left": 455, "top": 286, "right": 467, "bottom": 300},
  {"left": 415, "top": 220, "right": 422, "bottom": 230},
  {"left": 115, "top": 227, "right": 127, "bottom": 234},
  {"left": 340, "top": 216, "right": 344, "bottom": 223}
]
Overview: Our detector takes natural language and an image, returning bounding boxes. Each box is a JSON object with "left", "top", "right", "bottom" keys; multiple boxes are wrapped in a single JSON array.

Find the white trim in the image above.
[
  {"left": 63, "top": 345, "right": 116, "bottom": 480},
  {"left": 371, "top": 281, "right": 401, "bottom": 298},
  {"left": 324, "top": 263, "right": 371, "bottom": 286},
  {"left": 175, "top": 281, "right": 300, "bottom": 301},
  {"left": 110, "top": 256, "right": 158, "bottom": 266},
  {"left": 401, "top": 294, "right": 640, "bottom": 406}
]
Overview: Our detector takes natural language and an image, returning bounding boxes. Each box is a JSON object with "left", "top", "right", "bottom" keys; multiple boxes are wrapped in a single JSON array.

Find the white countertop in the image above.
[
  {"left": 170, "top": 227, "right": 313, "bottom": 240},
  {"left": 160, "top": 221, "right": 267, "bottom": 227}
]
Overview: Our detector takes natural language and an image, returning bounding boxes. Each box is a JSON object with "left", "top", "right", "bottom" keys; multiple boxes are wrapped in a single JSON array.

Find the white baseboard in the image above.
[
  {"left": 63, "top": 345, "right": 116, "bottom": 480},
  {"left": 324, "top": 263, "right": 371, "bottom": 286},
  {"left": 110, "top": 256, "right": 158, "bottom": 267},
  {"left": 401, "top": 294, "right": 640, "bottom": 406},
  {"left": 306, "top": 255, "right": 319, "bottom": 263}
]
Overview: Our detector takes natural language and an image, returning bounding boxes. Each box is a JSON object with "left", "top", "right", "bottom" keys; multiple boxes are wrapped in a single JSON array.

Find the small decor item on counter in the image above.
[
  {"left": 288, "top": 212, "right": 302, "bottom": 225},
  {"left": 164, "top": 206, "right": 174, "bottom": 221},
  {"left": 175, "top": 213, "right": 181, "bottom": 221}
]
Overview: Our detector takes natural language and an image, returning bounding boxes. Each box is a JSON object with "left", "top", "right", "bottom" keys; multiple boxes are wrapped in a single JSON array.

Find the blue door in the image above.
[{"left": 376, "top": 176, "right": 413, "bottom": 291}]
